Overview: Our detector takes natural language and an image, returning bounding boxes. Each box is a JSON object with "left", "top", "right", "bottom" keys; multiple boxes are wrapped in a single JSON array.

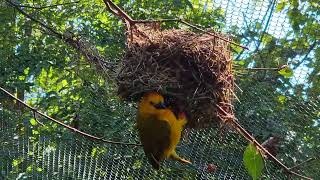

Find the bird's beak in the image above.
[{"left": 154, "top": 102, "right": 167, "bottom": 109}]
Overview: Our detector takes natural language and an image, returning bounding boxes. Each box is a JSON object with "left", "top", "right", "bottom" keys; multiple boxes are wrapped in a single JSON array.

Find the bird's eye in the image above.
[
  {"left": 153, "top": 102, "right": 166, "bottom": 109},
  {"left": 149, "top": 101, "right": 155, "bottom": 105}
]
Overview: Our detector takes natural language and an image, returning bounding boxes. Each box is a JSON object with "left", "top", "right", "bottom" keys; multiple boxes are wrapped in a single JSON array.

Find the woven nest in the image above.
[{"left": 117, "top": 24, "right": 235, "bottom": 128}]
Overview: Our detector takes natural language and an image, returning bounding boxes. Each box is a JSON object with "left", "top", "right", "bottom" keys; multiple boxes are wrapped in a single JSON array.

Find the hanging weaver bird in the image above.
[{"left": 137, "top": 92, "right": 191, "bottom": 170}]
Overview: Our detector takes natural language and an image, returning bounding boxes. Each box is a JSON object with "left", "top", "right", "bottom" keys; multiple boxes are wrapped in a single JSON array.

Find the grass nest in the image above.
[{"left": 117, "top": 24, "right": 235, "bottom": 129}]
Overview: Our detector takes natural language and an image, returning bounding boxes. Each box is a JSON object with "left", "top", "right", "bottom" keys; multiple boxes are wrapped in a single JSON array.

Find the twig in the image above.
[
  {"left": 216, "top": 105, "right": 313, "bottom": 180},
  {"left": 102, "top": 1, "right": 248, "bottom": 50},
  {"left": 32, "top": 110, "right": 45, "bottom": 126},
  {"left": 6, "top": 0, "right": 115, "bottom": 73},
  {"left": 12, "top": 1, "right": 80, "bottom": 10},
  {"left": 133, "top": 18, "right": 248, "bottom": 50},
  {"left": 288, "top": 158, "right": 317, "bottom": 171},
  {"left": 102, "top": 0, "right": 133, "bottom": 28},
  {"left": 5, "top": 0, "right": 63, "bottom": 38},
  {"left": 241, "top": 67, "right": 278, "bottom": 71},
  {"left": 180, "top": 20, "right": 248, "bottom": 50},
  {"left": 0, "top": 86, "right": 141, "bottom": 146},
  {"left": 235, "top": 65, "right": 288, "bottom": 71}
]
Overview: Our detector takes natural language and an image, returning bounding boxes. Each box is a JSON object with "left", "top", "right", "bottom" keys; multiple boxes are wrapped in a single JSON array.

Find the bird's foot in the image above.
[{"left": 170, "top": 151, "right": 192, "bottom": 164}]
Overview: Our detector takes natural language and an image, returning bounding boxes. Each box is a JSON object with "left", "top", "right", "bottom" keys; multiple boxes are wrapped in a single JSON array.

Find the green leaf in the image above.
[
  {"left": 243, "top": 143, "right": 264, "bottom": 180},
  {"left": 185, "top": 0, "right": 193, "bottom": 9},
  {"left": 30, "top": 118, "right": 38, "bottom": 126},
  {"left": 133, "top": 160, "right": 142, "bottom": 169},
  {"left": 238, "top": 60, "right": 245, "bottom": 66},
  {"left": 37, "top": 167, "right": 43, "bottom": 172},
  {"left": 276, "top": 1, "right": 287, "bottom": 13},
  {"left": 32, "top": 130, "right": 39, "bottom": 135},
  {"left": 232, "top": 44, "right": 243, "bottom": 54},
  {"left": 278, "top": 95, "right": 287, "bottom": 104},
  {"left": 91, "top": 147, "right": 107, "bottom": 158},
  {"left": 91, "top": 147, "right": 97, "bottom": 157},
  {"left": 27, "top": 165, "right": 33, "bottom": 172},
  {"left": 12, "top": 158, "right": 24, "bottom": 167},
  {"left": 12, "top": 159, "right": 19, "bottom": 167},
  {"left": 255, "top": 22, "right": 262, "bottom": 30},
  {"left": 278, "top": 67, "right": 293, "bottom": 78}
]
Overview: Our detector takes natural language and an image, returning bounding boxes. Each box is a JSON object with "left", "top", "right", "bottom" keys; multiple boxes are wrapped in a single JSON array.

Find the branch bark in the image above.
[
  {"left": 0, "top": 86, "right": 141, "bottom": 146},
  {"left": 14, "top": 1, "right": 80, "bottom": 10},
  {"left": 216, "top": 105, "right": 313, "bottom": 180}
]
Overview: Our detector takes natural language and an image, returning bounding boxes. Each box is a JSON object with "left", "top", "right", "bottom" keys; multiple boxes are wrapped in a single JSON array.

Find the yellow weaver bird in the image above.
[{"left": 137, "top": 92, "right": 191, "bottom": 170}]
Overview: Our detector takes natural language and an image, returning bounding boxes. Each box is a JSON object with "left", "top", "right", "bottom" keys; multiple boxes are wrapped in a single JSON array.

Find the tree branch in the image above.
[
  {"left": 102, "top": 1, "right": 249, "bottom": 50},
  {"left": 6, "top": 0, "right": 116, "bottom": 74},
  {"left": 12, "top": 1, "right": 80, "bottom": 10},
  {"left": 5, "top": 0, "right": 63, "bottom": 39},
  {"left": 288, "top": 158, "right": 317, "bottom": 171},
  {"left": 216, "top": 105, "right": 313, "bottom": 180},
  {"left": 0, "top": 86, "right": 141, "bottom": 146}
]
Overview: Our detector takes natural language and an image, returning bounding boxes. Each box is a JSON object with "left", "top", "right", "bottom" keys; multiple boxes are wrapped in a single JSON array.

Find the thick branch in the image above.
[{"left": 102, "top": 0, "right": 133, "bottom": 29}]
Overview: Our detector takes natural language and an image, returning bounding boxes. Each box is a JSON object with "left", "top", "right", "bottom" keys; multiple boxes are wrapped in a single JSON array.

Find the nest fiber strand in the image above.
[{"left": 117, "top": 24, "right": 234, "bottom": 128}]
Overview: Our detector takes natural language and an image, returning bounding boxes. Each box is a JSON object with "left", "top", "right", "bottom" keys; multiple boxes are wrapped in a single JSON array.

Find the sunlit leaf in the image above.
[
  {"left": 30, "top": 118, "right": 38, "bottom": 126},
  {"left": 276, "top": 1, "right": 287, "bottom": 12},
  {"left": 32, "top": 130, "right": 39, "bottom": 135},
  {"left": 243, "top": 143, "right": 264, "bottom": 180},
  {"left": 37, "top": 167, "right": 43, "bottom": 172},
  {"left": 278, "top": 67, "right": 293, "bottom": 78},
  {"left": 91, "top": 147, "right": 97, "bottom": 157},
  {"left": 278, "top": 95, "right": 287, "bottom": 104}
]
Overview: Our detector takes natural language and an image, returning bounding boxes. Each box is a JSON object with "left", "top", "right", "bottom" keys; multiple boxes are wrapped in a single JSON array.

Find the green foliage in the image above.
[
  {"left": 278, "top": 66, "right": 293, "bottom": 78},
  {"left": 243, "top": 143, "right": 264, "bottom": 180},
  {"left": 0, "top": 0, "right": 319, "bottom": 179}
]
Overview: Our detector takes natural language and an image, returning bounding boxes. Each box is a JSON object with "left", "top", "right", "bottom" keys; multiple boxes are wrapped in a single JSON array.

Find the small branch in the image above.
[
  {"left": 288, "top": 158, "right": 317, "bottom": 171},
  {"left": 6, "top": 0, "right": 115, "bottom": 74},
  {"left": 102, "top": 0, "right": 133, "bottom": 28},
  {"left": 240, "top": 67, "right": 277, "bottom": 71},
  {"left": 235, "top": 65, "right": 288, "bottom": 71},
  {"left": 5, "top": 0, "right": 63, "bottom": 39},
  {"left": 32, "top": 110, "right": 45, "bottom": 126},
  {"left": 102, "top": 1, "right": 248, "bottom": 50},
  {"left": 216, "top": 105, "right": 313, "bottom": 180},
  {"left": 0, "top": 86, "right": 141, "bottom": 146},
  {"left": 179, "top": 20, "right": 248, "bottom": 50},
  {"left": 13, "top": 1, "right": 80, "bottom": 10},
  {"left": 133, "top": 18, "right": 248, "bottom": 50}
]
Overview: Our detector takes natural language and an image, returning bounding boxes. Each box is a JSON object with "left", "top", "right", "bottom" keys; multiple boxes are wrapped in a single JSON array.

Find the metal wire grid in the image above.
[
  {"left": 2, "top": 86, "right": 319, "bottom": 179},
  {"left": 1, "top": 0, "right": 319, "bottom": 179}
]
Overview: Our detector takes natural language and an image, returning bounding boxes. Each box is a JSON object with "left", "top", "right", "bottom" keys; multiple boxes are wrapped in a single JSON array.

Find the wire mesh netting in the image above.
[
  {"left": 1, "top": 85, "right": 319, "bottom": 179},
  {"left": 1, "top": 0, "right": 320, "bottom": 179}
]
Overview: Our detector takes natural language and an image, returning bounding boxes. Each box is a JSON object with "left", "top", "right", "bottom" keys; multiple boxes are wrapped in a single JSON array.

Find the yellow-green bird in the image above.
[{"left": 137, "top": 92, "right": 191, "bottom": 170}]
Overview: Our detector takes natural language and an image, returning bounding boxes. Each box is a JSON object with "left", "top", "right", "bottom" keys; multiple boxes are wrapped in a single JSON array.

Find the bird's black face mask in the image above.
[{"left": 153, "top": 102, "right": 167, "bottom": 109}]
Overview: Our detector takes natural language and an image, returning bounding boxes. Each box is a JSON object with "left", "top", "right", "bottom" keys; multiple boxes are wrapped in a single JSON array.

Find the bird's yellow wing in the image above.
[{"left": 137, "top": 114, "right": 171, "bottom": 170}]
